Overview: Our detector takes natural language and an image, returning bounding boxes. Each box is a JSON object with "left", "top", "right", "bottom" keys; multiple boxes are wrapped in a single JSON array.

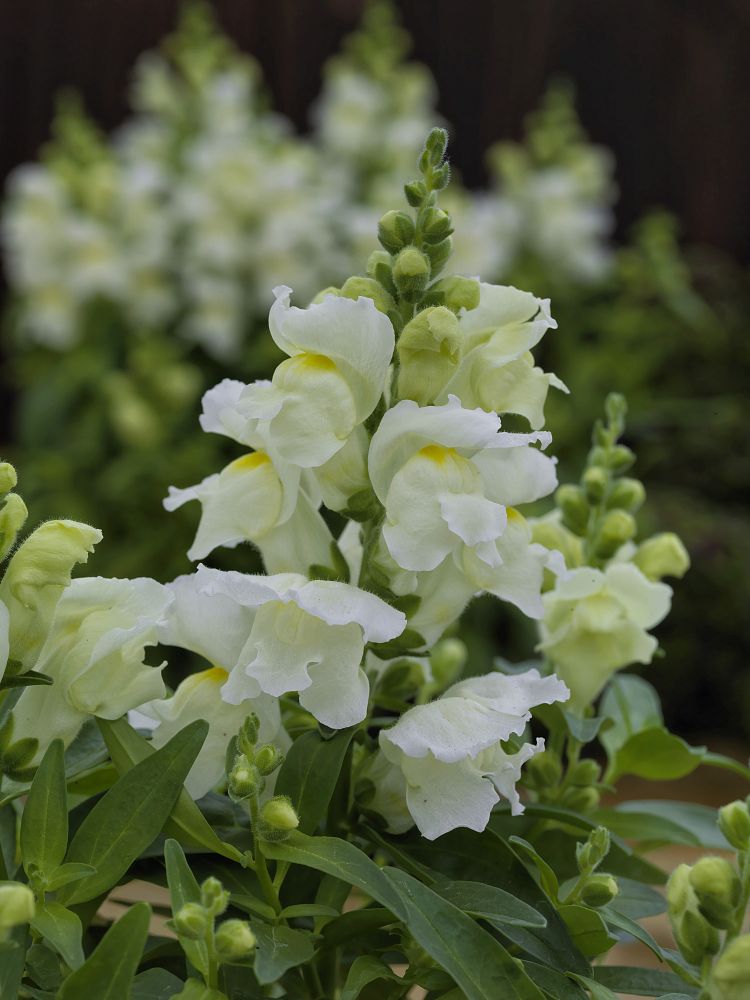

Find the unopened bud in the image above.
[
  {"left": 593, "top": 509, "right": 637, "bottom": 558},
  {"left": 430, "top": 274, "right": 480, "bottom": 313},
  {"left": 392, "top": 246, "right": 430, "bottom": 301},
  {"left": 215, "top": 918, "right": 256, "bottom": 961},
  {"left": 0, "top": 882, "right": 35, "bottom": 930},
  {"left": 568, "top": 759, "right": 601, "bottom": 787},
  {"left": 581, "top": 873, "right": 619, "bottom": 908},
  {"left": 254, "top": 745, "right": 285, "bottom": 777},
  {"left": 634, "top": 532, "right": 690, "bottom": 581},
  {"left": 423, "top": 127, "right": 449, "bottom": 167},
  {"left": 423, "top": 236, "right": 452, "bottom": 277},
  {"left": 689, "top": 857, "right": 741, "bottom": 930},
  {"left": 556, "top": 484, "right": 590, "bottom": 535},
  {"left": 525, "top": 750, "right": 562, "bottom": 789},
  {"left": 607, "top": 444, "right": 635, "bottom": 472},
  {"left": 311, "top": 286, "right": 341, "bottom": 304},
  {"left": 576, "top": 826, "right": 610, "bottom": 873},
  {"left": 563, "top": 786, "right": 600, "bottom": 814},
  {"left": 378, "top": 211, "right": 415, "bottom": 255},
  {"left": 200, "top": 877, "right": 229, "bottom": 917},
  {"left": 582, "top": 466, "right": 608, "bottom": 502},
  {"left": 0, "top": 493, "right": 29, "bottom": 560},
  {"left": 238, "top": 714, "right": 260, "bottom": 756},
  {"left": 404, "top": 180, "right": 427, "bottom": 207},
  {"left": 606, "top": 477, "right": 646, "bottom": 512},
  {"left": 340, "top": 276, "right": 395, "bottom": 315},
  {"left": 0, "top": 463, "right": 18, "bottom": 496},
  {"left": 428, "top": 638, "right": 467, "bottom": 691},
  {"left": 228, "top": 758, "right": 262, "bottom": 801},
  {"left": 421, "top": 207, "right": 453, "bottom": 244},
  {"left": 710, "top": 933, "right": 750, "bottom": 1000},
  {"left": 258, "top": 796, "right": 299, "bottom": 842},
  {"left": 667, "top": 864, "right": 721, "bottom": 966},
  {"left": 173, "top": 902, "right": 208, "bottom": 940}
]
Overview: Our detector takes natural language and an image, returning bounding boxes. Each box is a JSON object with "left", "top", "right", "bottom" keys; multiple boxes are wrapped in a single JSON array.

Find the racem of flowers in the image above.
[{"left": 1, "top": 130, "right": 749, "bottom": 1000}]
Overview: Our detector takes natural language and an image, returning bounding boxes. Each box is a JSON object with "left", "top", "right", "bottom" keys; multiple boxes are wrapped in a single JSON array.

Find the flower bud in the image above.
[
  {"left": 258, "top": 796, "right": 299, "bottom": 842},
  {"left": 430, "top": 274, "right": 480, "bottom": 313},
  {"left": 311, "top": 285, "right": 341, "bottom": 304},
  {"left": 366, "top": 249, "right": 393, "bottom": 278},
  {"left": 378, "top": 210, "right": 416, "bottom": 254},
  {"left": 606, "top": 477, "right": 646, "bottom": 513},
  {"left": 710, "top": 934, "right": 750, "bottom": 1000},
  {"left": 582, "top": 466, "right": 608, "bottom": 502},
  {"left": 719, "top": 800, "right": 750, "bottom": 851},
  {"left": 228, "top": 758, "right": 262, "bottom": 801},
  {"left": 580, "top": 873, "right": 619, "bottom": 908},
  {"left": 0, "top": 463, "right": 17, "bottom": 497},
  {"left": 254, "top": 744, "right": 285, "bottom": 777},
  {"left": 0, "top": 882, "right": 35, "bottom": 930},
  {"left": 428, "top": 638, "right": 467, "bottom": 692},
  {"left": 215, "top": 918, "right": 256, "bottom": 962},
  {"left": 421, "top": 208, "right": 453, "bottom": 244},
  {"left": 524, "top": 750, "right": 562, "bottom": 789},
  {"left": 423, "top": 237, "right": 452, "bottom": 278},
  {"left": 593, "top": 509, "right": 637, "bottom": 559},
  {"left": 173, "top": 902, "right": 208, "bottom": 940},
  {"left": 200, "top": 877, "right": 230, "bottom": 917},
  {"left": 576, "top": 826, "right": 610, "bottom": 874},
  {"left": 689, "top": 857, "right": 741, "bottom": 929},
  {"left": 0, "top": 493, "right": 29, "bottom": 561},
  {"left": 563, "top": 786, "right": 600, "bottom": 814},
  {"left": 404, "top": 180, "right": 427, "bottom": 207},
  {"left": 634, "top": 532, "right": 690, "bottom": 581},
  {"left": 392, "top": 246, "right": 430, "bottom": 301},
  {"left": 556, "top": 485, "right": 590, "bottom": 536},
  {"left": 607, "top": 445, "right": 635, "bottom": 472},
  {"left": 339, "top": 276, "right": 395, "bottom": 315},
  {"left": 423, "top": 127, "right": 449, "bottom": 167},
  {"left": 397, "top": 306, "right": 461, "bottom": 405},
  {"left": 667, "top": 864, "right": 721, "bottom": 966},
  {"left": 238, "top": 714, "right": 260, "bottom": 756},
  {"left": 568, "top": 759, "right": 602, "bottom": 787}
]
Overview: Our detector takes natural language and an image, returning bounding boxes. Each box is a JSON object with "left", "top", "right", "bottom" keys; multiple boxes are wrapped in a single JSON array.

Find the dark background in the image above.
[{"left": 1, "top": 0, "right": 749, "bottom": 260}]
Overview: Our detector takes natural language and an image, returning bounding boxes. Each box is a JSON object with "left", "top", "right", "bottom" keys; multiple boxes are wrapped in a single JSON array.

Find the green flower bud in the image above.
[
  {"left": 582, "top": 466, "right": 608, "bottom": 502},
  {"left": 340, "top": 276, "right": 395, "bottom": 315},
  {"left": 258, "top": 796, "right": 299, "bottom": 842},
  {"left": 200, "top": 877, "right": 230, "bottom": 917},
  {"left": 0, "top": 881, "right": 35, "bottom": 930},
  {"left": 228, "top": 758, "right": 262, "bottom": 801},
  {"left": 392, "top": 246, "right": 430, "bottom": 301},
  {"left": 689, "top": 857, "right": 741, "bottom": 930},
  {"left": 667, "top": 864, "right": 721, "bottom": 966},
  {"left": 423, "top": 236, "right": 452, "bottom": 278},
  {"left": 421, "top": 207, "right": 453, "bottom": 244},
  {"left": 397, "top": 306, "right": 461, "bottom": 405},
  {"left": 563, "top": 786, "right": 600, "bottom": 814},
  {"left": 524, "top": 750, "right": 562, "bottom": 789},
  {"left": 428, "top": 637, "right": 467, "bottom": 692},
  {"left": 423, "top": 127, "right": 449, "bottom": 167},
  {"left": 366, "top": 249, "right": 393, "bottom": 277},
  {"left": 607, "top": 444, "right": 635, "bottom": 472},
  {"left": 576, "top": 826, "right": 610, "bottom": 874},
  {"left": 0, "top": 493, "right": 29, "bottom": 561},
  {"left": 215, "top": 918, "right": 256, "bottom": 962},
  {"left": 378, "top": 210, "right": 416, "bottom": 254},
  {"left": 430, "top": 274, "right": 480, "bottom": 313},
  {"left": 580, "top": 873, "right": 619, "bottom": 908},
  {"left": 718, "top": 800, "right": 750, "bottom": 851},
  {"left": 404, "top": 180, "right": 427, "bottom": 207},
  {"left": 568, "top": 759, "right": 602, "bottom": 787},
  {"left": 593, "top": 509, "right": 637, "bottom": 559},
  {"left": 634, "top": 532, "right": 690, "bottom": 581},
  {"left": 710, "top": 934, "right": 750, "bottom": 1000},
  {"left": 173, "top": 902, "right": 209, "bottom": 940},
  {"left": 0, "top": 463, "right": 18, "bottom": 497},
  {"left": 238, "top": 714, "right": 260, "bottom": 756},
  {"left": 556, "top": 484, "right": 590, "bottom": 535},
  {"left": 311, "top": 285, "right": 341, "bottom": 304},
  {"left": 606, "top": 477, "right": 646, "bottom": 512},
  {"left": 588, "top": 446, "right": 608, "bottom": 468},
  {"left": 254, "top": 744, "right": 285, "bottom": 777}
]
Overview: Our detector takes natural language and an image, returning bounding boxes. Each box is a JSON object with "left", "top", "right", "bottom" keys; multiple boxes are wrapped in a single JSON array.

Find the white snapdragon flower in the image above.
[
  {"left": 538, "top": 562, "right": 673, "bottom": 710},
  {"left": 234, "top": 287, "right": 394, "bottom": 468},
  {"left": 10, "top": 577, "right": 171, "bottom": 760},
  {"left": 194, "top": 565, "right": 405, "bottom": 729},
  {"left": 368, "top": 396, "right": 557, "bottom": 576},
  {"left": 375, "top": 669, "right": 569, "bottom": 839},
  {"left": 165, "top": 380, "right": 333, "bottom": 574}
]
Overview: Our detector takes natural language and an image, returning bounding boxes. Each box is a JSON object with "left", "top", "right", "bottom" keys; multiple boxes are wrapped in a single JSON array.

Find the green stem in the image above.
[{"left": 249, "top": 797, "right": 282, "bottom": 918}]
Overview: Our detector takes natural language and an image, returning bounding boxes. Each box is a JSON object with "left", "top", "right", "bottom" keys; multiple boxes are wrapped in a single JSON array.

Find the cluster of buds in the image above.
[
  {"left": 173, "top": 875, "right": 256, "bottom": 965},
  {"left": 526, "top": 751, "right": 602, "bottom": 814},
  {"left": 226, "top": 713, "right": 298, "bottom": 843},
  {"left": 0, "top": 462, "right": 27, "bottom": 562},
  {"left": 565, "top": 826, "right": 619, "bottom": 908}
]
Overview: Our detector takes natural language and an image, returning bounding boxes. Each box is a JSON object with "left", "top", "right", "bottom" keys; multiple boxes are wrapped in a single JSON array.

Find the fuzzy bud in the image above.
[
  {"left": 428, "top": 638, "right": 467, "bottom": 692},
  {"left": 667, "top": 864, "right": 721, "bottom": 966},
  {"left": 563, "top": 786, "right": 600, "bottom": 814},
  {"left": 606, "top": 477, "right": 646, "bottom": 512},
  {"left": 254, "top": 745, "right": 285, "bottom": 777},
  {"left": 0, "top": 882, "right": 35, "bottom": 931},
  {"left": 238, "top": 714, "right": 260, "bottom": 756},
  {"left": 580, "top": 873, "right": 619, "bottom": 908},
  {"left": 423, "top": 236, "right": 452, "bottom": 277},
  {"left": 689, "top": 857, "right": 741, "bottom": 930},
  {"left": 582, "top": 466, "right": 608, "bottom": 502},
  {"left": 719, "top": 800, "right": 750, "bottom": 851},
  {"left": 200, "top": 877, "right": 230, "bottom": 917},
  {"left": 339, "top": 276, "right": 395, "bottom": 315},
  {"left": 173, "top": 902, "right": 208, "bottom": 940},
  {"left": 593, "top": 509, "right": 637, "bottom": 558},
  {"left": 524, "top": 750, "right": 563, "bottom": 789},
  {"left": 607, "top": 444, "right": 635, "bottom": 472},
  {"left": 378, "top": 211, "right": 416, "bottom": 255},
  {"left": 392, "top": 246, "right": 430, "bottom": 301},
  {"left": 0, "top": 463, "right": 18, "bottom": 497},
  {"left": 215, "top": 918, "right": 256, "bottom": 962},
  {"left": 421, "top": 207, "right": 453, "bottom": 244},
  {"left": 258, "top": 796, "right": 299, "bottom": 842},
  {"left": 0, "top": 493, "right": 29, "bottom": 561},
  {"left": 576, "top": 826, "right": 610, "bottom": 874},
  {"left": 556, "top": 484, "right": 590, "bottom": 536},
  {"left": 634, "top": 532, "right": 691, "bottom": 581},
  {"left": 431, "top": 274, "right": 480, "bottom": 313},
  {"left": 404, "top": 180, "right": 427, "bottom": 207},
  {"left": 710, "top": 934, "right": 750, "bottom": 1000},
  {"left": 228, "top": 758, "right": 262, "bottom": 801},
  {"left": 568, "top": 759, "right": 602, "bottom": 787}
]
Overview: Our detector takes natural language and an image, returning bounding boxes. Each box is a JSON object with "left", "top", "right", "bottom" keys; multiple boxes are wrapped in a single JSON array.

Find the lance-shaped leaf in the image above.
[
  {"left": 58, "top": 901, "right": 151, "bottom": 1000},
  {"left": 275, "top": 726, "right": 356, "bottom": 834},
  {"left": 164, "top": 838, "right": 209, "bottom": 979},
  {"left": 30, "top": 901, "right": 85, "bottom": 969},
  {"left": 21, "top": 739, "right": 67, "bottom": 879}
]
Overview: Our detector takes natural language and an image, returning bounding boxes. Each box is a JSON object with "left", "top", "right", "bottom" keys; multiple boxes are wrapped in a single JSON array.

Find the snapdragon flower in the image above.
[
  {"left": 538, "top": 562, "right": 672, "bottom": 710},
  {"left": 10, "top": 577, "right": 171, "bottom": 759},
  {"left": 183, "top": 566, "right": 405, "bottom": 730},
  {"left": 373, "top": 668, "right": 569, "bottom": 839}
]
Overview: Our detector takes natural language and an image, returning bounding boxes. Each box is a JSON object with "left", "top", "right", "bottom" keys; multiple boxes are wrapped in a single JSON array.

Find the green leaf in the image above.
[
  {"left": 30, "top": 901, "right": 84, "bottom": 969},
  {"left": 611, "top": 801, "right": 728, "bottom": 850},
  {"left": 169, "top": 982, "right": 227, "bottom": 1000},
  {"left": 383, "top": 868, "right": 545, "bottom": 1000},
  {"left": 558, "top": 905, "right": 617, "bottom": 959},
  {"left": 252, "top": 923, "right": 315, "bottom": 985},
  {"left": 606, "top": 727, "right": 706, "bottom": 782},
  {"left": 524, "top": 964, "right": 587, "bottom": 1000},
  {"left": 58, "top": 901, "right": 151, "bottom": 1000},
  {"left": 433, "top": 879, "right": 547, "bottom": 929},
  {"left": 602, "top": 906, "right": 666, "bottom": 961},
  {"left": 340, "top": 956, "right": 403, "bottom": 1000},
  {"left": 262, "top": 832, "right": 407, "bottom": 920},
  {"left": 568, "top": 974, "right": 619, "bottom": 1000},
  {"left": 608, "top": 877, "right": 666, "bottom": 920},
  {"left": 599, "top": 675, "right": 662, "bottom": 759},
  {"left": 320, "top": 907, "right": 397, "bottom": 949},
  {"left": 275, "top": 727, "right": 356, "bottom": 834},
  {"left": 0, "top": 669, "right": 53, "bottom": 689},
  {"left": 164, "top": 838, "right": 209, "bottom": 978},
  {"left": 98, "top": 717, "right": 243, "bottom": 863},
  {"left": 45, "top": 862, "right": 97, "bottom": 892},
  {"left": 21, "top": 739, "right": 67, "bottom": 878},
  {"left": 368, "top": 628, "right": 427, "bottom": 659},
  {"left": 0, "top": 926, "right": 27, "bottom": 999},
  {"left": 508, "top": 836, "right": 560, "bottom": 902},
  {"left": 131, "top": 968, "right": 186, "bottom": 999},
  {"left": 534, "top": 703, "right": 607, "bottom": 745},
  {"left": 593, "top": 967, "right": 699, "bottom": 997},
  {"left": 592, "top": 806, "right": 701, "bottom": 848},
  {"left": 277, "top": 903, "right": 338, "bottom": 920},
  {"left": 59, "top": 720, "right": 208, "bottom": 905}
]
